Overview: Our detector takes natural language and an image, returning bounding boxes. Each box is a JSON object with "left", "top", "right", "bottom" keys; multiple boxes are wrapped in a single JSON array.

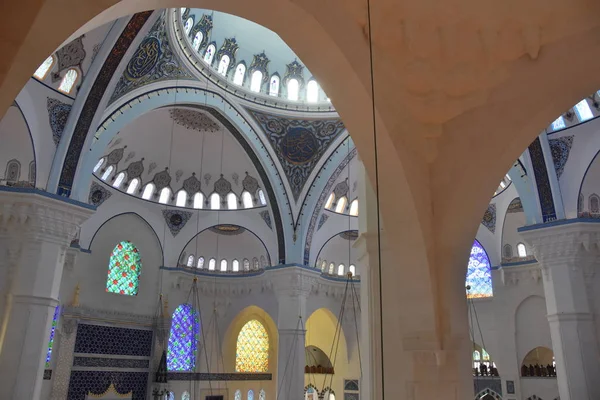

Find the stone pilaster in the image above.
[
  {"left": 521, "top": 222, "right": 600, "bottom": 400},
  {"left": 272, "top": 267, "right": 316, "bottom": 400},
  {"left": 50, "top": 319, "right": 78, "bottom": 400},
  {"left": 0, "top": 190, "right": 94, "bottom": 400}
]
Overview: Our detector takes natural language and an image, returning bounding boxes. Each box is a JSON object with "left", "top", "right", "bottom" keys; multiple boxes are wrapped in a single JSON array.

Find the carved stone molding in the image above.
[
  {"left": 499, "top": 263, "right": 542, "bottom": 286},
  {"left": 0, "top": 190, "right": 94, "bottom": 245},
  {"left": 271, "top": 268, "right": 318, "bottom": 299},
  {"left": 62, "top": 305, "right": 154, "bottom": 327}
]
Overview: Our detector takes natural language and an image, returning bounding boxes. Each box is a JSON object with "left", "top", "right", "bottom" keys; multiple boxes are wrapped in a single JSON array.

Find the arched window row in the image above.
[
  {"left": 179, "top": 15, "right": 327, "bottom": 103},
  {"left": 315, "top": 259, "right": 356, "bottom": 277},
  {"left": 95, "top": 165, "right": 267, "bottom": 210},
  {"left": 32, "top": 55, "right": 80, "bottom": 94},
  {"left": 179, "top": 256, "right": 270, "bottom": 272},
  {"left": 548, "top": 94, "right": 600, "bottom": 133},
  {"left": 324, "top": 193, "right": 359, "bottom": 217},
  {"left": 472, "top": 347, "right": 498, "bottom": 377}
]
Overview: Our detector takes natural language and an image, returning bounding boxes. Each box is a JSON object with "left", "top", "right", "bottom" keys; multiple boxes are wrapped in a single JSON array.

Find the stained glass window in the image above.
[
  {"left": 233, "top": 64, "right": 246, "bottom": 85},
  {"left": 45, "top": 305, "right": 59, "bottom": 367},
  {"left": 167, "top": 304, "right": 200, "bottom": 371},
  {"left": 248, "top": 390, "right": 254, "bottom": 400},
  {"left": 235, "top": 390, "right": 242, "bottom": 400},
  {"left": 235, "top": 320, "right": 269, "bottom": 372},
  {"left": 465, "top": 240, "right": 493, "bottom": 298},
  {"left": 182, "top": 392, "right": 190, "bottom": 400},
  {"left": 193, "top": 32, "right": 203, "bottom": 51},
  {"left": 269, "top": 75, "right": 279, "bottom": 96},
  {"left": 551, "top": 116, "right": 566, "bottom": 131},
  {"left": 106, "top": 241, "right": 142, "bottom": 296},
  {"left": 259, "top": 389, "right": 265, "bottom": 400}
]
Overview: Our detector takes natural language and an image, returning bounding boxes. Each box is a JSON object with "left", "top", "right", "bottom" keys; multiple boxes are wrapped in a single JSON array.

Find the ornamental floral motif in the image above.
[
  {"left": 106, "top": 241, "right": 142, "bottom": 296},
  {"left": 169, "top": 109, "right": 219, "bottom": 133}
]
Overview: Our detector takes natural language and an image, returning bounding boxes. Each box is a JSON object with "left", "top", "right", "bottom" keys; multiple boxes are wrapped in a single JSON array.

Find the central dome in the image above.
[{"left": 174, "top": 8, "right": 333, "bottom": 109}]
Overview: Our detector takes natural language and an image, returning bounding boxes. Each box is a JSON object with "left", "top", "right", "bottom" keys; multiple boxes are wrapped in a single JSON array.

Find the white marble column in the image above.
[
  {"left": 0, "top": 191, "right": 93, "bottom": 400},
  {"left": 522, "top": 222, "right": 600, "bottom": 400},
  {"left": 272, "top": 268, "right": 314, "bottom": 400}
]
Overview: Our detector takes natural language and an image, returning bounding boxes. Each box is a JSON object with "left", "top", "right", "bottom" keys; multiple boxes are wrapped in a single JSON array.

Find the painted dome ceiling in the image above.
[{"left": 94, "top": 106, "right": 267, "bottom": 210}]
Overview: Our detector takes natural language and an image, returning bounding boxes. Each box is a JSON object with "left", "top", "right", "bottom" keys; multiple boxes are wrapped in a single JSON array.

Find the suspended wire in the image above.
[
  {"left": 275, "top": 316, "right": 303, "bottom": 400},
  {"left": 364, "top": 0, "right": 386, "bottom": 394}
]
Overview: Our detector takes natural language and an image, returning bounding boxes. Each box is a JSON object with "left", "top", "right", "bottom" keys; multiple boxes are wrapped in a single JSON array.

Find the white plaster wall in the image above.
[
  {"left": 0, "top": 105, "right": 34, "bottom": 184},
  {"left": 501, "top": 210, "right": 531, "bottom": 261}
]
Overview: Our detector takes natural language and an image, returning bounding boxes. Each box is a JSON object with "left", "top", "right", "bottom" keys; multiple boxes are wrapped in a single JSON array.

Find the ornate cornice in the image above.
[
  {"left": 498, "top": 262, "right": 542, "bottom": 286},
  {"left": 62, "top": 305, "right": 155, "bottom": 327},
  {"left": 0, "top": 189, "right": 94, "bottom": 245}
]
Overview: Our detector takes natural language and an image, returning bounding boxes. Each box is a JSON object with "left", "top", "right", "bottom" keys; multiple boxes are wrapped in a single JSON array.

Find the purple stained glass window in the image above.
[
  {"left": 45, "top": 305, "right": 60, "bottom": 367},
  {"left": 466, "top": 240, "right": 493, "bottom": 298},
  {"left": 167, "top": 304, "right": 199, "bottom": 371}
]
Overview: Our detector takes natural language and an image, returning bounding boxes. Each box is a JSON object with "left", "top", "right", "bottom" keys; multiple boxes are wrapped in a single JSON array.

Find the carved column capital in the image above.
[{"left": 270, "top": 267, "right": 317, "bottom": 299}]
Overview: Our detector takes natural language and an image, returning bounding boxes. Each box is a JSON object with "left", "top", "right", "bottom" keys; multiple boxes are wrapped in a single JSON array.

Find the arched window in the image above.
[
  {"left": 253, "top": 258, "right": 259, "bottom": 270},
  {"left": 258, "top": 189, "right": 267, "bottom": 205},
  {"left": 45, "top": 305, "right": 59, "bottom": 367},
  {"left": 259, "top": 390, "right": 265, "bottom": 400},
  {"left": 192, "top": 31, "right": 203, "bottom": 51},
  {"left": 58, "top": 68, "right": 78, "bottom": 94},
  {"left": 184, "top": 18, "right": 193, "bottom": 35},
  {"left": 349, "top": 199, "right": 359, "bottom": 216},
  {"left": 220, "top": 259, "right": 228, "bottom": 272},
  {"left": 193, "top": 192, "right": 204, "bottom": 209},
  {"left": 182, "top": 392, "right": 190, "bottom": 400},
  {"left": 204, "top": 44, "right": 216, "bottom": 65},
  {"left": 349, "top": 265, "right": 356, "bottom": 276},
  {"left": 34, "top": 56, "right": 54, "bottom": 80},
  {"left": 106, "top": 241, "right": 142, "bottom": 296},
  {"left": 167, "top": 304, "right": 199, "bottom": 371},
  {"left": 337, "top": 264, "right": 345, "bottom": 276},
  {"left": 248, "top": 390, "right": 254, "bottom": 400},
  {"left": 235, "top": 320, "right": 269, "bottom": 372},
  {"left": 591, "top": 194, "right": 600, "bottom": 213},
  {"left": 287, "top": 79, "right": 299, "bottom": 101},
  {"left": 197, "top": 257, "right": 204, "bottom": 269},
  {"left": 329, "top": 394, "right": 335, "bottom": 400},
  {"left": 176, "top": 190, "right": 187, "bottom": 207},
  {"left": 482, "top": 349, "right": 490, "bottom": 361},
  {"left": 186, "top": 255, "right": 194, "bottom": 267},
  {"left": 307, "top": 80, "right": 319, "bottom": 102},
  {"left": 93, "top": 158, "right": 105, "bottom": 173},
  {"left": 127, "top": 178, "right": 140, "bottom": 194},
  {"left": 250, "top": 70, "right": 263, "bottom": 93},
  {"left": 233, "top": 259, "right": 240, "bottom": 272},
  {"left": 113, "top": 172, "right": 126, "bottom": 188},
  {"left": 575, "top": 99, "right": 593, "bottom": 122},
  {"left": 335, "top": 197, "right": 347, "bottom": 213},
  {"left": 218, "top": 55, "right": 230, "bottom": 76},
  {"left": 465, "top": 240, "right": 493, "bottom": 298},
  {"left": 269, "top": 75, "right": 280, "bottom": 96},
  {"left": 325, "top": 193, "right": 335, "bottom": 209},
  {"left": 209, "top": 258, "right": 216, "bottom": 271},
  {"left": 159, "top": 187, "right": 171, "bottom": 204},
  {"left": 228, "top": 193, "right": 238, "bottom": 209},
  {"left": 210, "top": 193, "right": 221, "bottom": 209},
  {"left": 101, "top": 165, "right": 113, "bottom": 181},
  {"left": 329, "top": 263, "right": 335, "bottom": 274},
  {"left": 142, "top": 183, "right": 155, "bottom": 200},
  {"left": 551, "top": 116, "right": 566, "bottom": 130},
  {"left": 517, "top": 243, "right": 527, "bottom": 258},
  {"left": 168, "top": 393, "right": 175, "bottom": 400},
  {"left": 260, "top": 255, "right": 267, "bottom": 268},
  {"left": 242, "top": 191, "right": 253, "bottom": 208},
  {"left": 235, "top": 390, "right": 242, "bottom": 400},
  {"left": 503, "top": 244, "right": 513, "bottom": 259},
  {"left": 243, "top": 259, "right": 250, "bottom": 271},
  {"left": 233, "top": 64, "right": 246, "bottom": 85},
  {"left": 321, "top": 260, "right": 327, "bottom": 272}
]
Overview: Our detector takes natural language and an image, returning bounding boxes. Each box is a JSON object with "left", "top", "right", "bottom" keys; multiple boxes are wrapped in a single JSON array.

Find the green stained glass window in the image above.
[
  {"left": 235, "top": 319, "right": 269, "bottom": 372},
  {"left": 106, "top": 241, "right": 142, "bottom": 296}
]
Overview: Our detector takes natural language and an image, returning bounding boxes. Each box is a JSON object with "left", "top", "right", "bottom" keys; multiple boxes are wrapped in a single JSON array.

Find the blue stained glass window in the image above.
[
  {"left": 248, "top": 390, "right": 254, "bottom": 400},
  {"left": 167, "top": 304, "right": 200, "bottom": 371},
  {"left": 465, "top": 240, "right": 493, "bottom": 298},
  {"left": 45, "top": 305, "right": 59, "bottom": 367}
]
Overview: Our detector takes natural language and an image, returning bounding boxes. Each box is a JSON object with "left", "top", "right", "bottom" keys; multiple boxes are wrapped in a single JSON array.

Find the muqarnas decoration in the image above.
[
  {"left": 162, "top": 209, "right": 192, "bottom": 236},
  {"left": 481, "top": 203, "right": 496, "bottom": 233},
  {"left": 549, "top": 135, "right": 574, "bottom": 179},
  {"left": 248, "top": 109, "right": 345, "bottom": 201},
  {"left": 109, "top": 14, "right": 193, "bottom": 104},
  {"left": 88, "top": 181, "right": 112, "bottom": 207}
]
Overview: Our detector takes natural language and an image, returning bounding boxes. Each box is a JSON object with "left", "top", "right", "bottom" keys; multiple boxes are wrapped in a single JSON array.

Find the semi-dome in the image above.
[
  {"left": 173, "top": 8, "right": 334, "bottom": 110},
  {"left": 93, "top": 106, "right": 268, "bottom": 210}
]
